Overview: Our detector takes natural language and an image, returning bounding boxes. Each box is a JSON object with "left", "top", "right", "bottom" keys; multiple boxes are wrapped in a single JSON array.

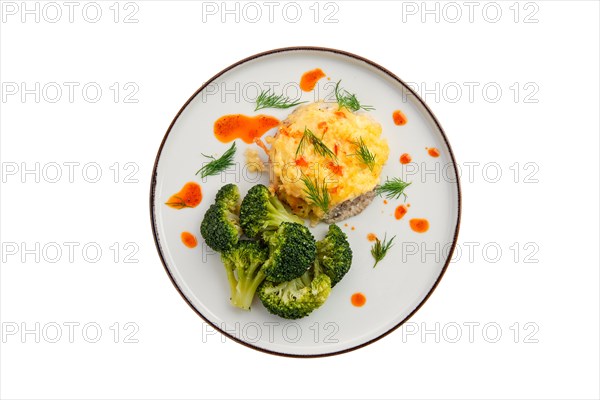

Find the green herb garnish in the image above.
[
  {"left": 296, "top": 127, "right": 337, "bottom": 161},
  {"left": 376, "top": 177, "right": 412, "bottom": 201},
  {"left": 371, "top": 234, "right": 396, "bottom": 268},
  {"left": 334, "top": 80, "right": 374, "bottom": 112},
  {"left": 164, "top": 196, "right": 190, "bottom": 210},
  {"left": 195, "top": 142, "right": 236, "bottom": 178},
  {"left": 348, "top": 137, "right": 376, "bottom": 170},
  {"left": 301, "top": 174, "right": 330, "bottom": 214},
  {"left": 255, "top": 89, "right": 306, "bottom": 111}
]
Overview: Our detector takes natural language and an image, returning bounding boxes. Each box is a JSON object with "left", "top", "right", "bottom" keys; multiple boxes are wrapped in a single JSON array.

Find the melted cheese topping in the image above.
[
  {"left": 269, "top": 102, "right": 389, "bottom": 219},
  {"left": 244, "top": 147, "right": 266, "bottom": 172}
]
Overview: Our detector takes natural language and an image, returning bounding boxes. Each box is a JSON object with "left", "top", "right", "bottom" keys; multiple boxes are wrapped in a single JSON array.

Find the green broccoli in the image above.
[
  {"left": 239, "top": 184, "right": 304, "bottom": 238},
  {"left": 215, "top": 183, "right": 239, "bottom": 209},
  {"left": 262, "top": 222, "right": 316, "bottom": 283},
  {"left": 258, "top": 261, "right": 332, "bottom": 320},
  {"left": 200, "top": 184, "right": 242, "bottom": 252},
  {"left": 316, "top": 224, "right": 353, "bottom": 287},
  {"left": 220, "top": 240, "right": 269, "bottom": 310}
]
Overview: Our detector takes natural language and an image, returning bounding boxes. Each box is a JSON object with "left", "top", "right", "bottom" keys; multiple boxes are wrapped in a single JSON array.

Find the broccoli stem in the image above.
[
  {"left": 231, "top": 270, "right": 266, "bottom": 310},
  {"left": 225, "top": 258, "right": 267, "bottom": 310},
  {"left": 224, "top": 265, "right": 239, "bottom": 302},
  {"left": 265, "top": 197, "right": 303, "bottom": 228}
]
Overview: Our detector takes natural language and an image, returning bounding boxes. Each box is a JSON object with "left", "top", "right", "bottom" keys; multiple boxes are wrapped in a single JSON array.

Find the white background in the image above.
[{"left": 1, "top": 1, "right": 598, "bottom": 399}]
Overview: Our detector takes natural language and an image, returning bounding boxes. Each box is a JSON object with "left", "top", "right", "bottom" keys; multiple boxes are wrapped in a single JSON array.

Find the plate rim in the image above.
[{"left": 149, "top": 46, "right": 462, "bottom": 358}]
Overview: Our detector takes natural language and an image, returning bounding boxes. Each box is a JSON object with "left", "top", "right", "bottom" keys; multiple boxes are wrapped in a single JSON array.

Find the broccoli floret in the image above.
[
  {"left": 262, "top": 222, "right": 316, "bottom": 283},
  {"left": 258, "top": 263, "right": 332, "bottom": 319},
  {"left": 215, "top": 183, "right": 239, "bottom": 209},
  {"left": 316, "top": 224, "right": 353, "bottom": 287},
  {"left": 221, "top": 240, "right": 269, "bottom": 310},
  {"left": 239, "top": 184, "right": 304, "bottom": 238},
  {"left": 200, "top": 184, "right": 241, "bottom": 252}
]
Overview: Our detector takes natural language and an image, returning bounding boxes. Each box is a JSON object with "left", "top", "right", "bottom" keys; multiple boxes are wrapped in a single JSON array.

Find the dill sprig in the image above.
[
  {"left": 334, "top": 80, "right": 375, "bottom": 112},
  {"left": 301, "top": 174, "right": 330, "bottom": 214},
  {"left": 164, "top": 196, "right": 191, "bottom": 209},
  {"left": 375, "top": 177, "right": 412, "bottom": 201},
  {"left": 195, "top": 142, "right": 236, "bottom": 178},
  {"left": 371, "top": 233, "right": 396, "bottom": 268},
  {"left": 348, "top": 137, "right": 376, "bottom": 170},
  {"left": 255, "top": 89, "right": 306, "bottom": 111},
  {"left": 296, "top": 127, "right": 337, "bottom": 161}
]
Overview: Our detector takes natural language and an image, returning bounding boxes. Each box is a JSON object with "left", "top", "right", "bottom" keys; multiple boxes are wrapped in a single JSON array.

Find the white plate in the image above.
[{"left": 151, "top": 47, "right": 461, "bottom": 357}]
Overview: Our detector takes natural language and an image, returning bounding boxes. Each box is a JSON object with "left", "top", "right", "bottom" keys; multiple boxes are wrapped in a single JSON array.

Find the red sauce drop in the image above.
[
  {"left": 300, "top": 68, "right": 326, "bottom": 92},
  {"left": 181, "top": 232, "right": 198, "bottom": 248},
  {"left": 393, "top": 110, "right": 408, "bottom": 126},
  {"left": 410, "top": 218, "right": 430, "bottom": 233},
  {"left": 327, "top": 161, "right": 343, "bottom": 176},
  {"left": 351, "top": 293, "right": 366, "bottom": 307},
  {"left": 400, "top": 153, "right": 412, "bottom": 164},
  {"left": 395, "top": 205, "right": 408, "bottom": 220},
  {"left": 328, "top": 185, "right": 340, "bottom": 195},
  {"left": 214, "top": 114, "right": 279, "bottom": 144},
  {"left": 334, "top": 111, "right": 346, "bottom": 119},
  {"left": 367, "top": 233, "right": 377, "bottom": 242},
  {"left": 318, "top": 121, "right": 328, "bottom": 133},
  {"left": 166, "top": 182, "right": 202, "bottom": 209},
  {"left": 427, "top": 147, "right": 440, "bottom": 158},
  {"left": 383, "top": 199, "right": 388, "bottom": 205},
  {"left": 295, "top": 156, "right": 308, "bottom": 167}
]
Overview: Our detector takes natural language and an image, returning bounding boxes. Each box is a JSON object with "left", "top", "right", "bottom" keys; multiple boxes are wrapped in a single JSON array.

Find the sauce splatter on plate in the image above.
[
  {"left": 427, "top": 147, "right": 440, "bottom": 157},
  {"left": 214, "top": 114, "right": 279, "bottom": 144},
  {"left": 165, "top": 182, "right": 202, "bottom": 209},
  {"left": 410, "top": 218, "right": 430, "bottom": 233},
  {"left": 300, "top": 68, "right": 325, "bottom": 92},
  {"left": 181, "top": 232, "right": 198, "bottom": 248},
  {"left": 393, "top": 110, "right": 407, "bottom": 126},
  {"left": 395, "top": 205, "right": 408, "bottom": 220},
  {"left": 351, "top": 292, "right": 367, "bottom": 307}
]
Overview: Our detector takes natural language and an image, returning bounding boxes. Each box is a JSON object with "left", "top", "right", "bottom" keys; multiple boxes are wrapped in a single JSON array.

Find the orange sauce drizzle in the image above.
[
  {"left": 395, "top": 205, "right": 408, "bottom": 220},
  {"left": 427, "top": 147, "right": 440, "bottom": 157},
  {"left": 393, "top": 110, "right": 408, "bottom": 126},
  {"left": 327, "top": 161, "right": 344, "bottom": 176},
  {"left": 181, "top": 232, "right": 198, "bottom": 248},
  {"left": 214, "top": 114, "right": 279, "bottom": 144},
  {"left": 410, "top": 218, "right": 430, "bottom": 233},
  {"left": 295, "top": 156, "right": 308, "bottom": 167},
  {"left": 165, "top": 182, "right": 202, "bottom": 209},
  {"left": 300, "top": 68, "right": 326, "bottom": 92},
  {"left": 351, "top": 293, "right": 367, "bottom": 307}
]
